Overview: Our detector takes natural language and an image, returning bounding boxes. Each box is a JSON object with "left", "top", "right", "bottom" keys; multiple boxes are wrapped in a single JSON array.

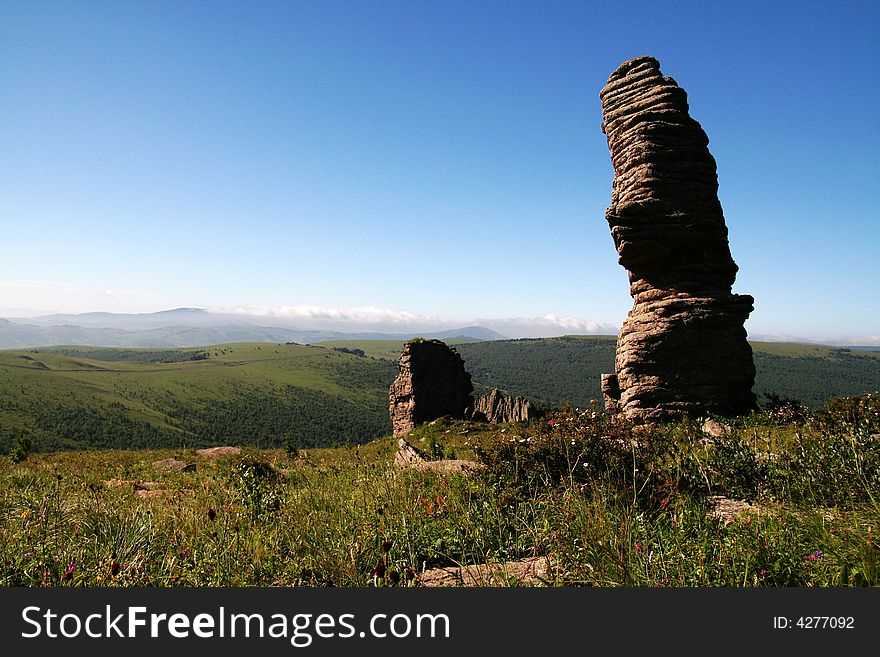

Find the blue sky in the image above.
[{"left": 1, "top": 1, "right": 878, "bottom": 342}]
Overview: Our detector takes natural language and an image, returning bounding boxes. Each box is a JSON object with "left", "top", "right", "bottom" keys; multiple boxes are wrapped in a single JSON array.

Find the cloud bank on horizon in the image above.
[
  {"left": 205, "top": 303, "right": 879, "bottom": 346},
  {"left": 210, "top": 303, "right": 619, "bottom": 339}
]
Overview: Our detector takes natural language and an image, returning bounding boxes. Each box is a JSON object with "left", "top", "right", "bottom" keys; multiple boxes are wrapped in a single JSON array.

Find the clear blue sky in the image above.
[{"left": 2, "top": 0, "right": 878, "bottom": 342}]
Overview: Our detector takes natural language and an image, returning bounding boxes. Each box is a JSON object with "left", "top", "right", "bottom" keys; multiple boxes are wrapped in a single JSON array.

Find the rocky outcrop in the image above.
[
  {"left": 599, "top": 56, "right": 757, "bottom": 419},
  {"left": 471, "top": 388, "right": 536, "bottom": 423},
  {"left": 389, "top": 339, "right": 474, "bottom": 436}
]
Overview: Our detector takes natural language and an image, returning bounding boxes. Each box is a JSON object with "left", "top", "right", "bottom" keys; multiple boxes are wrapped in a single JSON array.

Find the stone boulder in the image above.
[
  {"left": 153, "top": 458, "right": 196, "bottom": 472},
  {"left": 389, "top": 339, "right": 474, "bottom": 436},
  {"left": 599, "top": 56, "right": 757, "bottom": 420},
  {"left": 471, "top": 388, "right": 536, "bottom": 423}
]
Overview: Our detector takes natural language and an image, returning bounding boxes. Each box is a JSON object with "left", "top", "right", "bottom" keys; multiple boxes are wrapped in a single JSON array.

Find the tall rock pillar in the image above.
[{"left": 599, "top": 56, "right": 756, "bottom": 419}]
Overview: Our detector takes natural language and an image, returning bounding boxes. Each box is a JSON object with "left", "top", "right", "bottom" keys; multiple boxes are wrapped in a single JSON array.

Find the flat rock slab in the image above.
[
  {"left": 134, "top": 489, "right": 170, "bottom": 500},
  {"left": 418, "top": 556, "right": 550, "bottom": 587},
  {"left": 393, "top": 437, "right": 484, "bottom": 474},
  {"left": 708, "top": 495, "right": 761, "bottom": 525},
  {"left": 196, "top": 446, "right": 241, "bottom": 458},
  {"left": 153, "top": 458, "right": 196, "bottom": 472}
]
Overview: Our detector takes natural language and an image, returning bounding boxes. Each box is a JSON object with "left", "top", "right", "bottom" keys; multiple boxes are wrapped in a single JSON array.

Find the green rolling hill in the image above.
[
  {"left": 0, "top": 343, "right": 397, "bottom": 452},
  {"left": 1, "top": 337, "right": 878, "bottom": 453}
]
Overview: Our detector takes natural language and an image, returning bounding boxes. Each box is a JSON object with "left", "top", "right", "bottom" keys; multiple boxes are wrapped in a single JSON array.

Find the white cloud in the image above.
[
  {"left": 208, "top": 303, "right": 619, "bottom": 338},
  {"left": 212, "top": 303, "right": 446, "bottom": 326},
  {"left": 749, "top": 332, "right": 880, "bottom": 347},
  {"left": 478, "top": 314, "right": 618, "bottom": 338}
]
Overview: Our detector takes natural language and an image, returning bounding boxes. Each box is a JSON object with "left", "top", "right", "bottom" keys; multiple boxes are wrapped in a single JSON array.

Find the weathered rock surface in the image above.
[
  {"left": 470, "top": 388, "right": 536, "bottom": 423},
  {"left": 196, "top": 446, "right": 241, "bottom": 459},
  {"left": 393, "top": 438, "right": 483, "bottom": 474},
  {"left": 418, "top": 556, "right": 550, "bottom": 587},
  {"left": 153, "top": 458, "right": 196, "bottom": 472},
  {"left": 389, "top": 339, "right": 474, "bottom": 436},
  {"left": 707, "top": 495, "right": 762, "bottom": 526},
  {"left": 599, "top": 56, "right": 757, "bottom": 419}
]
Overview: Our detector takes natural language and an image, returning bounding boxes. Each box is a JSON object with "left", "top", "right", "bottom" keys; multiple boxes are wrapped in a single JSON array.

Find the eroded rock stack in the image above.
[
  {"left": 599, "top": 56, "right": 756, "bottom": 419},
  {"left": 471, "top": 388, "right": 536, "bottom": 424},
  {"left": 389, "top": 339, "right": 474, "bottom": 436}
]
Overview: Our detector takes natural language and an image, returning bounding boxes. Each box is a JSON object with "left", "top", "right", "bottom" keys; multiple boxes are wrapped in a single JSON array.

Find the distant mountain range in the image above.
[{"left": 0, "top": 308, "right": 507, "bottom": 349}]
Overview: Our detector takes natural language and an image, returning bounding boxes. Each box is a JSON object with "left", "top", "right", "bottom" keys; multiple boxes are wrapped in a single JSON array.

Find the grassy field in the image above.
[
  {"left": 2, "top": 393, "right": 878, "bottom": 587},
  {"left": 0, "top": 343, "right": 397, "bottom": 451}
]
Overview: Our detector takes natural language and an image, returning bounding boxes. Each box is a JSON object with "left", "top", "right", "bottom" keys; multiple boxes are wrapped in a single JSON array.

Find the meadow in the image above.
[{"left": 2, "top": 392, "right": 878, "bottom": 587}]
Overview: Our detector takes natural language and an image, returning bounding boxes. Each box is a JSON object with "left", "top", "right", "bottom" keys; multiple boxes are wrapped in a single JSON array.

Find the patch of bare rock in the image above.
[
  {"left": 701, "top": 419, "right": 731, "bottom": 438},
  {"left": 104, "top": 479, "right": 173, "bottom": 499},
  {"left": 417, "top": 556, "right": 550, "bottom": 587},
  {"left": 153, "top": 457, "right": 196, "bottom": 472},
  {"left": 393, "top": 437, "right": 483, "bottom": 474},
  {"left": 196, "top": 446, "right": 241, "bottom": 459},
  {"left": 707, "top": 495, "right": 762, "bottom": 525}
]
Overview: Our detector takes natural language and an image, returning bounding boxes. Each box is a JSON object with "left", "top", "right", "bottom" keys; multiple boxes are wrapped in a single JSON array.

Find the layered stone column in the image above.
[{"left": 599, "top": 56, "right": 756, "bottom": 419}]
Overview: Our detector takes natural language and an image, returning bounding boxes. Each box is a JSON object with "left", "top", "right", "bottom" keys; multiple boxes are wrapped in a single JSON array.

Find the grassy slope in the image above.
[
  {"left": 316, "top": 338, "right": 474, "bottom": 360},
  {"left": 0, "top": 343, "right": 397, "bottom": 451},
  {"left": 2, "top": 337, "right": 879, "bottom": 452}
]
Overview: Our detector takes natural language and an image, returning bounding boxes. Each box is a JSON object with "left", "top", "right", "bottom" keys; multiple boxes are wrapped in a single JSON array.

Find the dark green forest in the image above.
[{"left": 457, "top": 337, "right": 880, "bottom": 409}]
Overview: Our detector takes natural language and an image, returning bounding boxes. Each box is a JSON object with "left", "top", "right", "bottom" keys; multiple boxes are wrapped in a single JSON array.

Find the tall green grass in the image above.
[{"left": 1, "top": 393, "right": 878, "bottom": 587}]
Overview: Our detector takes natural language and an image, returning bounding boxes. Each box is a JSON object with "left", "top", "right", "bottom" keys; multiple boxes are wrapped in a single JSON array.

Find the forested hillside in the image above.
[
  {"left": 455, "top": 337, "right": 880, "bottom": 409},
  {"left": 1, "top": 338, "right": 878, "bottom": 453},
  {"left": 0, "top": 344, "right": 396, "bottom": 452}
]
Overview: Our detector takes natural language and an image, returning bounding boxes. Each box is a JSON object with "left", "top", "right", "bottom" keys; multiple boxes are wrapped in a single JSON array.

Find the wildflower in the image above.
[
  {"left": 405, "top": 568, "right": 415, "bottom": 582},
  {"left": 805, "top": 550, "right": 824, "bottom": 562},
  {"left": 381, "top": 540, "right": 392, "bottom": 553},
  {"left": 635, "top": 543, "right": 643, "bottom": 552},
  {"left": 207, "top": 508, "right": 217, "bottom": 521},
  {"left": 549, "top": 420, "right": 555, "bottom": 426},
  {"left": 110, "top": 560, "right": 121, "bottom": 576},
  {"left": 22, "top": 552, "right": 34, "bottom": 559},
  {"left": 63, "top": 563, "right": 76, "bottom": 582},
  {"left": 373, "top": 560, "right": 386, "bottom": 579},
  {"left": 387, "top": 570, "right": 400, "bottom": 585}
]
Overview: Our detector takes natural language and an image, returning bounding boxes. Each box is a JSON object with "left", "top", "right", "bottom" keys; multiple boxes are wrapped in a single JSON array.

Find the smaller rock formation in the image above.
[
  {"left": 600, "top": 374, "right": 621, "bottom": 413},
  {"left": 471, "top": 388, "right": 536, "bottom": 423},
  {"left": 389, "top": 339, "right": 474, "bottom": 436}
]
